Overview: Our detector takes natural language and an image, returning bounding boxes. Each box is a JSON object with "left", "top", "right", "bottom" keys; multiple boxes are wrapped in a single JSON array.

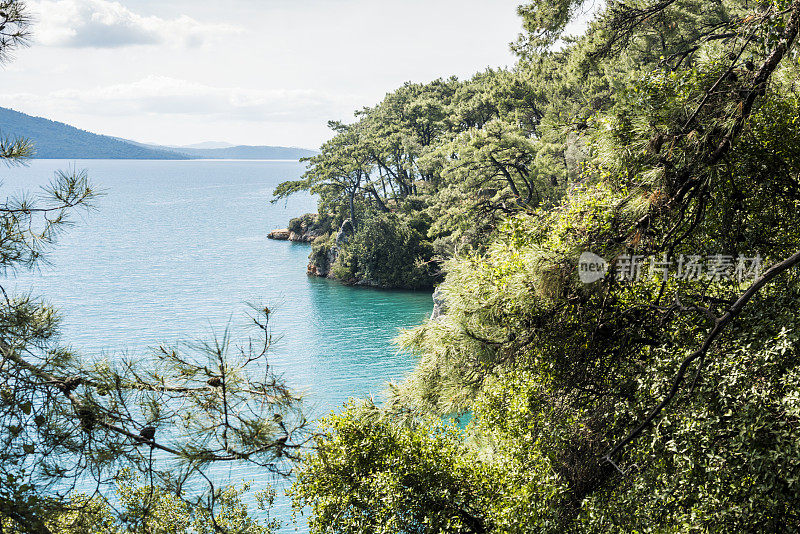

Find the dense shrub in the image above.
[
  {"left": 291, "top": 401, "right": 499, "bottom": 534},
  {"left": 332, "top": 212, "right": 438, "bottom": 289}
]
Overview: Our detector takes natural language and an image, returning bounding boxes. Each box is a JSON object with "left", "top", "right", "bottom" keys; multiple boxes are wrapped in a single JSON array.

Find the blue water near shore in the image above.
[{"left": 0, "top": 159, "right": 433, "bottom": 531}]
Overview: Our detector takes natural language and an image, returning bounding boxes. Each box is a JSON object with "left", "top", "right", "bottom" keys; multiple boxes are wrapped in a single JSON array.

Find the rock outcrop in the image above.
[
  {"left": 271, "top": 214, "right": 437, "bottom": 290},
  {"left": 307, "top": 245, "right": 339, "bottom": 278},
  {"left": 430, "top": 286, "right": 448, "bottom": 320},
  {"left": 267, "top": 228, "right": 291, "bottom": 240},
  {"left": 335, "top": 219, "right": 354, "bottom": 245},
  {"left": 267, "top": 213, "right": 327, "bottom": 243},
  {"left": 267, "top": 227, "right": 325, "bottom": 243}
]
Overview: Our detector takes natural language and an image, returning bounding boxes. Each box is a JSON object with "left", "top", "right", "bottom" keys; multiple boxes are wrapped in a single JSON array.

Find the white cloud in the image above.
[
  {"left": 0, "top": 76, "right": 358, "bottom": 122},
  {"left": 31, "top": 0, "right": 242, "bottom": 48}
]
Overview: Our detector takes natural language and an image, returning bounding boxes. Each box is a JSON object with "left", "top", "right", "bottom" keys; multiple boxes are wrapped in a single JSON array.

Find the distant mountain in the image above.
[
  {"left": 126, "top": 139, "right": 317, "bottom": 160},
  {"left": 126, "top": 139, "right": 318, "bottom": 160},
  {"left": 0, "top": 107, "right": 188, "bottom": 160},
  {"left": 177, "top": 141, "right": 236, "bottom": 150},
  {"left": 0, "top": 107, "right": 318, "bottom": 160},
  {"left": 158, "top": 145, "right": 318, "bottom": 160}
]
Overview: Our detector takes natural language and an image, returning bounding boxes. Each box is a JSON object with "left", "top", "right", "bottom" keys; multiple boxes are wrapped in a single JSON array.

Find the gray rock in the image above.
[
  {"left": 306, "top": 245, "right": 339, "bottom": 278},
  {"left": 327, "top": 246, "right": 339, "bottom": 271},
  {"left": 336, "top": 219, "right": 354, "bottom": 245},
  {"left": 267, "top": 229, "right": 290, "bottom": 240},
  {"left": 430, "top": 286, "right": 448, "bottom": 320}
]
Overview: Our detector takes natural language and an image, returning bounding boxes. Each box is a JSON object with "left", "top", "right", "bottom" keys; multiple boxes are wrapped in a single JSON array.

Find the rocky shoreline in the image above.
[
  {"left": 267, "top": 212, "right": 328, "bottom": 243},
  {"left": 266, "top": 227, "right": 322, "bottom": 243},
  {"left": 267, "top": 214, "right": 345, "bottom": 282},
  {"left": 269, "top": 213, "right": 435, "bottom": 291}
]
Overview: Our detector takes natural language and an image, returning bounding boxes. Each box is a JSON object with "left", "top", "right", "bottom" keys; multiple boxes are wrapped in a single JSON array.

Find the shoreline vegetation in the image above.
[
  {"left": 283, "top": 1, "right": 800, "bottom": 532},
  {"left": 268, "top": 213, "right": 432, "bottom": 289},
  {"left": 269, "top": 69, "right": 572, "bottom": 290},
  {"left": 5, "top": 0, "right": 800, "bottom": 532}
]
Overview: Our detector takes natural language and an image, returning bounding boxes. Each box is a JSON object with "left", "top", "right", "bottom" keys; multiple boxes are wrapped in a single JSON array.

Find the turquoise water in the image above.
[{"left": 1, "top": 159, "right": 433, "bottom": 531}]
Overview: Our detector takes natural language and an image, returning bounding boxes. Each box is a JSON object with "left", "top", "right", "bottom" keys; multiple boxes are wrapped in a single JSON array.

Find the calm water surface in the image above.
[{"left": 1, "top": 159, "right": 432, "bottom": 531}]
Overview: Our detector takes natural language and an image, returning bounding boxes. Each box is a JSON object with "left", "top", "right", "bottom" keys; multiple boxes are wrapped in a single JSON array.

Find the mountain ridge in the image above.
[
  {"left": 0, "top": 107, "right": 318, "bottom": 160},
  {"left": 135, "top": 141, "right": 318, "bottom": 160},
  {"left": 0, "top": 107, "right": 187, "bottom": 160}
]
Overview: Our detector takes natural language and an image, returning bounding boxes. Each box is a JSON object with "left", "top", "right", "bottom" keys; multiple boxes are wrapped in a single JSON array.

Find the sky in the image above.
[{"left": 0, "top": 0, "right": 526, "bottom": 149}]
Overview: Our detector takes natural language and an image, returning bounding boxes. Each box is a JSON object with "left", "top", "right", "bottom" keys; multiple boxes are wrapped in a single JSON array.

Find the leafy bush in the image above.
[
  {"left": 291, "top": 401, "right": 498, "bottom": 534},
  {"left": 332, "top": 212, "right": 438, "bottom": 289}
]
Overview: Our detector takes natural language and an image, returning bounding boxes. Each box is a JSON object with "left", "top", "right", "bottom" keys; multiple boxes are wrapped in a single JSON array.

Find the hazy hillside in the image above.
[
  {"left": 0, "top": 107, "right": 318, "bottom": 160},
  {"left": 178, "top": 141, "right": 235, "bottom": 150},
  {"left": 0, "top": 107, "right": 187, "bottom": 159},
  {"left": 149, "top": 143, "right": 319, "bottom": 160}
]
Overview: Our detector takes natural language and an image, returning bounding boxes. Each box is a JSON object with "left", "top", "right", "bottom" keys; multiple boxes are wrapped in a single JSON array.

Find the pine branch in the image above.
[{"left": 0, "top": 135, "right": 34, "bottom": 165}]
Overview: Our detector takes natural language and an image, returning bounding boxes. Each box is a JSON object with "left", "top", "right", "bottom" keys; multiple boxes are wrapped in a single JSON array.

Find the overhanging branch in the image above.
[{"left": 605, "top": 248, "right": 800, "bottom": 461}]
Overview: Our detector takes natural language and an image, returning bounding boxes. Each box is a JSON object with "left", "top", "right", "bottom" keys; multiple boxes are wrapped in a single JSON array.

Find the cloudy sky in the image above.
[{"left": 0, "top": 0, "right": 525, "bottom": 149}]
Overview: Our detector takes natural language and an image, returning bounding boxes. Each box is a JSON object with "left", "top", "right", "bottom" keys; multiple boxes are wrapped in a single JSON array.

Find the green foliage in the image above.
[
  {"left": 111, "top": 475, "right": 276, "bottom": 534},
  {"left": 295, "top": 0, "right": 800, "bottom": 532},
  {"left": 274, "top": 66, "right": 570, "bottom": 288},
  {"left": 0, "top": 133, "right": 33, "bottom": 162},
  {"left": 332, "top": 212, "right": 437, "bottom": 289},
  {"left": 578, "top": 316, "right": 800, "bottom": 532},
  {"left": 1, "top": 473, "right": 278, "bottom": 533},
  {"left": 0, "top": 1, "right": 30, "bottom": 64},
  {"left": 292, "top": 401, "right": 498, "bottom": 534},
  {"left": 513, "top": 0, "right": 585, "bottom": 54}
]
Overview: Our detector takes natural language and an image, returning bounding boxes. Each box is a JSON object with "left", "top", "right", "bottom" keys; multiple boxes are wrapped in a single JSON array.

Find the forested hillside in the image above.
[
  {"left": 0, "top": 107, "right": 188, "bottom": 159},
  {"left": 287, "top": 0, "right": 800, "bottom": 531},
  {"left": 0, "top": 107, "right": 317, "bottom": 160}
]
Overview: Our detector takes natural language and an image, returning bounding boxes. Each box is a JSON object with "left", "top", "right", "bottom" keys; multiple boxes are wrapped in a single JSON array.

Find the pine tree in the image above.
[{"left": 0, "top": 3, "right": 306, "bottom": 532}]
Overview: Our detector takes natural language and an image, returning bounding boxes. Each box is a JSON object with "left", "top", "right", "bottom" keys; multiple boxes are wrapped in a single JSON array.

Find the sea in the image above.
[{"left": 1, "top": 159, "right": 433, "bottom": 531}]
